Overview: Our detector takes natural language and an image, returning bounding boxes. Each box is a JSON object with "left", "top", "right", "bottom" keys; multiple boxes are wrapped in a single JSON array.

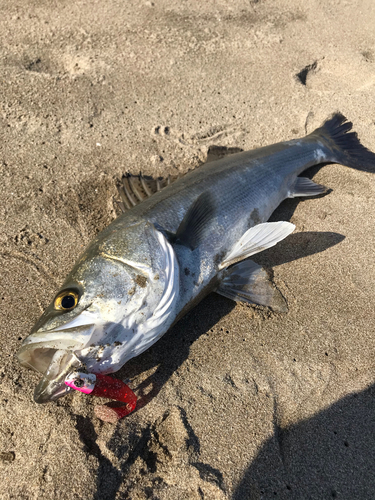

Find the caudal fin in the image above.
[{"left": 313, "top": 113, "right": 375, "bottom": 172}]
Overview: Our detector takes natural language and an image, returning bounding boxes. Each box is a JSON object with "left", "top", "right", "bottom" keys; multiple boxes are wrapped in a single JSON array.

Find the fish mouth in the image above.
[
  {"left": 34, "top": 372, "right": 72, "bottom": 404},
  {"left": 18, "top": 346, "right": 82, "bottom": 403},
  {"left": 17, "top": 324, "right": 96, "bottom": 403}
]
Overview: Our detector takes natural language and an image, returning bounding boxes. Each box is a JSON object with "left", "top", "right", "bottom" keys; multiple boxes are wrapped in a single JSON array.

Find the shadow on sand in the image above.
[{"left": 233, "top": 383, "right": 375, "bottom": 500}]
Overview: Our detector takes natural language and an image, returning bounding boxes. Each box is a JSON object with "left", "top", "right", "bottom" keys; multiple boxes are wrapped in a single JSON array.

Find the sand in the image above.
[{"left": 1, "top": 0, "right": 375, "bottom": 498}]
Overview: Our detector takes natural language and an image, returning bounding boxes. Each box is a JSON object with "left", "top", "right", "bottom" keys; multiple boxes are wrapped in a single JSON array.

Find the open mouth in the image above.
[
  {"left": 17, "top": 338, "right": 89, "bottom": 404},
  {"left": 17, "top": 315, "right": 99, "bottom": 403}
]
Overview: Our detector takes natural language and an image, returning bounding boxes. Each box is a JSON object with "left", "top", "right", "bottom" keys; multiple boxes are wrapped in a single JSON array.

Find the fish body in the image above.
[{"left": 17, "top": 114, "right": 375, "bottom": 404}]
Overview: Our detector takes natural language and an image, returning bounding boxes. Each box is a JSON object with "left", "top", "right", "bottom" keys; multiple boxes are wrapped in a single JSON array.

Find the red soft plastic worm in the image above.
[
  {"left": 91, "top": 374, "right": 137, "bottom": 422},
  {"left": 65, "top": 372, "right": 137, "bottom": 423}
]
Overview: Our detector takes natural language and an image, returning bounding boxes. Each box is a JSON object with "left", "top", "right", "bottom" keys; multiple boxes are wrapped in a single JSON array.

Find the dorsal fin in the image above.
[
  {"left": 116, "top": 173, "right": 179, "bottom": 212},
  {"left": 115, "top": 145, "right": 243, "bottom": 212},
  {"left": 206, "top": 145, "right": 244, "bottom": 163}
]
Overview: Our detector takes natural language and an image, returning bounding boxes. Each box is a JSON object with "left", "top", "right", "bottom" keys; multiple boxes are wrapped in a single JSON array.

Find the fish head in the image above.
[{"left": 17, "top": 221, "right": 179, "bottom": 403}]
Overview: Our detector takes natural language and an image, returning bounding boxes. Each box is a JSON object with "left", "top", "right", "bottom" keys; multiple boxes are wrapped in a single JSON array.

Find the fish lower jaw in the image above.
[{"left": 34, "top": 376, "right": 73, "bottom": 403}]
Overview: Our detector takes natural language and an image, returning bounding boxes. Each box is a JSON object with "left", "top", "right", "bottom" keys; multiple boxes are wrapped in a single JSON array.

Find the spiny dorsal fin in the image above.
[
  {"left": 115, "top": 145, "right": 243, "bottom": 212},
  {"left": 116, "top": 172, "right": 179, "bottom": 212}
]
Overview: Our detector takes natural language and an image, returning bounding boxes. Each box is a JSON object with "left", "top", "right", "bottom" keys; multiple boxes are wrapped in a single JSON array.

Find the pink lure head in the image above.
[{"left": 65, "top": 372, "right": 96, "bottom": 394}]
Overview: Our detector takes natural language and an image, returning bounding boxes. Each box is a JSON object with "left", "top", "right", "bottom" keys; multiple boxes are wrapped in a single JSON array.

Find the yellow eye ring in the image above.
[{"left": 54, "top": 290, "right": 79, "bottom": 311}]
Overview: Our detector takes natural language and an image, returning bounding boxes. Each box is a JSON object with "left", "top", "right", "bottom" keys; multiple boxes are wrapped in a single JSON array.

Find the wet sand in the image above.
[{"left": 1, "top": 0, "right": 375, "bottom": 498}]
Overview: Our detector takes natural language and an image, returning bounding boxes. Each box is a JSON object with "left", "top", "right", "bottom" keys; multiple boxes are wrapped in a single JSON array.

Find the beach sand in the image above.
[{"left": 1, "top": 0, "right": 375, "bottom": 498}]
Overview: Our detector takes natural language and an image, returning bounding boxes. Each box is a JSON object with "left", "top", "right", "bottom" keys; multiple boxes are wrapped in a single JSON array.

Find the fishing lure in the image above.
[{"left": 65, "top": 372, "right": 137, "bottom": 422}]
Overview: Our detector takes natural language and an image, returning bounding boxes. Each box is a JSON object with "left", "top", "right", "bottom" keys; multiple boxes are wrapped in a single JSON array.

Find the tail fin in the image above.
[{"left": 312, "top": 113, "right": 375, "bottom": 172}]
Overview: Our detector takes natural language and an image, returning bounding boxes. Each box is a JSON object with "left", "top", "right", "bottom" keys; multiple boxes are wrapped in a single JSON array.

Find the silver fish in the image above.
[{"left": 17, "top": 114, "right": 375, "bottom": 403}]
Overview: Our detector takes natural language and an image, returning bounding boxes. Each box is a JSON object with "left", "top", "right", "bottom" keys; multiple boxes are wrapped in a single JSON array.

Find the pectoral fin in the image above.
[
  {"left": 288, "top": 177, "right": 328, "bottom": 198},
  {"left": 217, "top": 259, "right": 287, "bottom": 312},
  {"left": 174, "top": 192, "right": 215, "bottom": 250},
  {"left": 220, "top": 221, "right": 295, "bottom": 269}
]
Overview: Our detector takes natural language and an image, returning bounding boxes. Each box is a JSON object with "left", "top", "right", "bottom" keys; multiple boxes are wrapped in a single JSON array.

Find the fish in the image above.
[{"left": 17, "top": 113, "right": 375, "bottom": 406}]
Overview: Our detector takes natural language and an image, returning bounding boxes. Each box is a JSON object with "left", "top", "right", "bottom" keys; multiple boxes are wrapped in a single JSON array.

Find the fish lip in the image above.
[
  {"left": 19, "top": 348, "right": 83, "bottom": 404},
  {"left": 20, "top": 323, "right": 96, "bottom": 348},
  {"left": 17, "top": 322, "right": 97, "bottom": 404},
  {"left": 33, "top": 375, "right": 71, "bottom": 404}
]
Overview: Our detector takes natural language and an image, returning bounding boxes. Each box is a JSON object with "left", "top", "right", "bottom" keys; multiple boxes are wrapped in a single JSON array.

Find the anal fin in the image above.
[
  {"left": 288, "top": 177, "right": 328, "bottom": 198},
  {"left": 217, "top": 259, "right": 287, "bottom": 312}
]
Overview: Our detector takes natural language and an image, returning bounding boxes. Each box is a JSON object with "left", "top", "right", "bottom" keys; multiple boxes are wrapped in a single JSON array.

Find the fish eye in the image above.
[{"left": 54, "top": 290, "right": 79, "bottom": 311}]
